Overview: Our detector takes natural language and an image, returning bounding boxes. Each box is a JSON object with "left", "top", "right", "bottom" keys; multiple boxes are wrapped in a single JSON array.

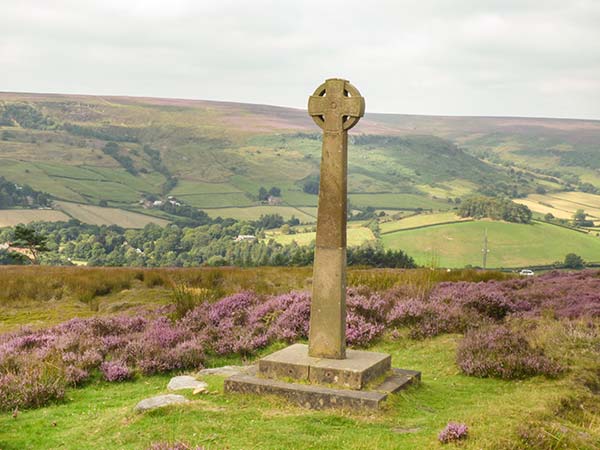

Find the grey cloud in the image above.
[{"left": 0, "top": 0, "right": 598, "bottom": 119}]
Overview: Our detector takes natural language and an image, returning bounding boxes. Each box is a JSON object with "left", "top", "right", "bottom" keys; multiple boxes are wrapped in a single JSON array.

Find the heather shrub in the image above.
[
  {"left": 438, "top": 422, "right": 469, "bottom": 444},
  {"left": 147, "top": 443, "right": 205, "bottom": 450},
  {"left": 100, "top": 361, "right": 132, "bottom": 382},
  {"left": 0, "top": 363, "right": 66, "bottom": 410},
  {"left": 457, "top": 325, "right": 563, "bottom": 379},
  {"left": 515, "top": 420, "right": 595, "bottom": 450}
]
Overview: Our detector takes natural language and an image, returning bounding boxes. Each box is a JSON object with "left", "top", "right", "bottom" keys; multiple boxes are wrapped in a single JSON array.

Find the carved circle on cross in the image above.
[{"left": 308, "top": 79, "right": 365, "bottom": 132}]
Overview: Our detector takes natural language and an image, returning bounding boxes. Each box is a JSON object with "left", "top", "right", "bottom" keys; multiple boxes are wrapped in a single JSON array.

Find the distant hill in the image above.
[{"left": 1, "top": 92, "right": 600, "bottom": 225}]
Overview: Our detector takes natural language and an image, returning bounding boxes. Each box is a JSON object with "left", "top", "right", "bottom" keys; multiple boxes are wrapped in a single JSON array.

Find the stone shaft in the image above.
[
  {"left": 307, "top": 78, "right": 364, "bottom": 360},
  {"left": 309, "top": 131, "right": 348, "bottom": 359}
]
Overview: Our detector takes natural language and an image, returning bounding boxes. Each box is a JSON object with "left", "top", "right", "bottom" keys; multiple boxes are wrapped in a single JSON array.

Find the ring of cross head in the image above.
[{"left": 307, "top": 79, "right": 365, "bottom": 132}]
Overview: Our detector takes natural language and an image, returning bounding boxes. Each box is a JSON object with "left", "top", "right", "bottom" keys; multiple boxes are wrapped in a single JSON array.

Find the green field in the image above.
[
  {"left": 380, "top": 212, "right": 468, "bottom": 234},
  {"left": 203, "top": 206, "right": 318, "bottom": 222},
  {"left": 382, "top": 220, "right": 600, "bottom": 268},
  {"left": 266, "top": 226, "right": 375, "bottom": 246},
  {"left": 349, "top": 193, "right": 452, "bottom": 210},
  {"left": 55, "top": 201, "right": 170, "bottom": 228}
]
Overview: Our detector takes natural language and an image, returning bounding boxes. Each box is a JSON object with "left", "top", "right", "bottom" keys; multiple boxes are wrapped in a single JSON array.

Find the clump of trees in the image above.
[
  {"left": 0, "top": 102, "right": 55, "bottom": 129},
  {"left": 258, "top": 186, "right": 281, "bottom": 201},
  {"left": 0, "top": 176, "right": 51, "bottom": 208},
  {"left": 573, "top": 209, "right": 594, "bottom": 227},
  {"left": 563, "top": 253, "right": 585, "bottom": 269},
  {"left": 458, "top": 196, "right": 532, "bottom": 223}
]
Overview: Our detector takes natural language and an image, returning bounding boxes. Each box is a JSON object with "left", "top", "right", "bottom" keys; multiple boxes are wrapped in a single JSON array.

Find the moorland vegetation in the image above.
[{"left": 0, "top": 266, "right": 598, "bottom": 449}]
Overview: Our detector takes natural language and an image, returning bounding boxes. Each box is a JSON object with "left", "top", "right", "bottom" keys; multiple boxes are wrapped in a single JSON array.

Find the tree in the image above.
[
  {"left": 12, "top": 225, "right": 49, "bottom": 264},
  {"left": 573, "top": 209, "right": 586, "bottom": 223},
  {"left": 564, "top": 253, "right": 585, "bottom": 269},
  {"left": 268, "top": 186, "right": 281, "bottom": 197},
  {"left": 303, "top": 179, "right": 319, "bottom": 195},
  {"left": 572, "top": 209, "right": 593, "bottom": 227},
  {"left": 258, "top": 187, "right": 268, "bottom": 201}
]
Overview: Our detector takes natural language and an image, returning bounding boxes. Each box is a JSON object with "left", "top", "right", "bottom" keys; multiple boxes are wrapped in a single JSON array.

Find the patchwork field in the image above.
[
  {"left": 55, "top": 201, "right": 170, "bottom": 228},
  {"left": 0, "top": 209, "right": 70, "bottom": 227},
  {"left": 382, "top": 220, "right": 600, "bottom": 268},
  {"left": 515, "top": 191, "right": 600, "bottom": 221}
]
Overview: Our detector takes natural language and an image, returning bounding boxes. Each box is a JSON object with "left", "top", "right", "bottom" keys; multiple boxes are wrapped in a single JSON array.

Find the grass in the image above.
[
  {"left": 382, "top": 219, "right": 600, "bottom": 268},
  {"left": 379, "top": 212, "right": 468, "bottom": 234},
  {"left": 349, "top": 193, "right": 451, "bottom": 211},
  {"left": 54, "top": 201, "right": 170, "bottom": 228},
  {"left": 265, "top": 226, "right": 375, "bottom": 246},
  {"left": 0, "top": 209, "right": 70, "bottom": 227},
  {"left": 0, "top": 334, "right": 581, "bottom": 450}
]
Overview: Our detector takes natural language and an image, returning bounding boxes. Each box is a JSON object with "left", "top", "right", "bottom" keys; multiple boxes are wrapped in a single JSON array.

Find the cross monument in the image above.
[
  {"left": 224, "top": 79, "right": 420, "bottom": 409},
  {"left": 307, "top": 78, "right": 365, "bottom": 359}
]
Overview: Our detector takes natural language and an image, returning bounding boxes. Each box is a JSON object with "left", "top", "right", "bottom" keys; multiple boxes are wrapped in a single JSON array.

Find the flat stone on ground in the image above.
[
  {"left": 197, "top": 365, "right": 254, "bottom": 378},
  {"left": 134, "top": 394, "right": 189, "bottom": 412},
  {"left": 167, "top": 375, "right": 208, "bottom": 391}
]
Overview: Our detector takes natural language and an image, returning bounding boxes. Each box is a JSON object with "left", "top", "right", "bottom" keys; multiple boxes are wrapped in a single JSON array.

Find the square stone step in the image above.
[{"left": 258, "top": 343, "right": 391, "bottom": 390}]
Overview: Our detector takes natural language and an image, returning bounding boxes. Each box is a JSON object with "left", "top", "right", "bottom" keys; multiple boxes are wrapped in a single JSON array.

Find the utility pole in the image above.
[{"left": 482, "top": 228, "right": 489, "bottom": 269}]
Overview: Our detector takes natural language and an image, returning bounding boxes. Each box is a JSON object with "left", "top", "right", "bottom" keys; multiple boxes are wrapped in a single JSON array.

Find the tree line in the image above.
[{"left": 0, "top": 218, "right": 416, "bottom": 269}]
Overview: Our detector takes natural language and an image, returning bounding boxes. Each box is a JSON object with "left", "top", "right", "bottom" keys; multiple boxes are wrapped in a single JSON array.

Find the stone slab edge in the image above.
[{"left": 225, "top": 367, "right": 421, "bottom": 410}]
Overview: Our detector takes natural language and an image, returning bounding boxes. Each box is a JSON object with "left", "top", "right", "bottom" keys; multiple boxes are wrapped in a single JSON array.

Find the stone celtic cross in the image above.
[{"left": 307, "top": 78, "right": 365, "bottom": 359}]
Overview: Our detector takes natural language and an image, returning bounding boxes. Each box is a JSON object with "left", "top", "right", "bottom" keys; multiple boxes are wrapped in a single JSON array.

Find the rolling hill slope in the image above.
[{"left": 4, "top": 92, "right": 599, "bottom": 219}]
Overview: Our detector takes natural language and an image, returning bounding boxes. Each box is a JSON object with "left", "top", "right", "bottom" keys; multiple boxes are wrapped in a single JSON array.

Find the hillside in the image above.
[{"left": 3, "top": 92, "right": 599, "bottom": 227}]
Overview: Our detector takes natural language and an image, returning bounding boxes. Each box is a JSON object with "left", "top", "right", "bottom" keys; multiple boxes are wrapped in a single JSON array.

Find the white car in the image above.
[{"left": 519, "top": 269, "right": 535, "bottom": 276}]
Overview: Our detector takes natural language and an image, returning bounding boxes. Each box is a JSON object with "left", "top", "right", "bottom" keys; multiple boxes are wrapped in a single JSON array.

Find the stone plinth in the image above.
[
  {"left": 259, "top": 343, "right": 390, "bottom": 390},
  {"left": 225, "top": 344, "right": 420, "bottom": 410}
]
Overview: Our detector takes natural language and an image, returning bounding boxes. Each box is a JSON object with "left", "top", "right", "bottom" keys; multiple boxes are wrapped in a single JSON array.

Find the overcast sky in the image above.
[{"left": 1, "top": 0, "right": 599, "bottom": 119}]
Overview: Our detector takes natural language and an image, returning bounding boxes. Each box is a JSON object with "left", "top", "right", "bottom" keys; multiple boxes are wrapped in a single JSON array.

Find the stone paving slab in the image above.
[
  {"left": 167, "top": 375, "right": 208, "bottom": 391},
  {"left": 197, "top": 365, "right": 255, "bottom": 378},
  {"left": 134, "top": 394, "right": 189, "bottom": 412}
]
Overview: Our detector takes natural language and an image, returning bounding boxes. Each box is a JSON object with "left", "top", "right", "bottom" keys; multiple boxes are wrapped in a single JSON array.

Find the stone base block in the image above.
[
  {"left": 258, "top": 343, "right": 391, "bottom": 389},
  {"left": 224, "top": 367, "right": 420, "bottom": 410}
]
